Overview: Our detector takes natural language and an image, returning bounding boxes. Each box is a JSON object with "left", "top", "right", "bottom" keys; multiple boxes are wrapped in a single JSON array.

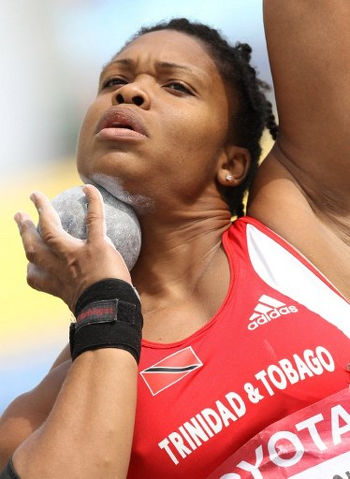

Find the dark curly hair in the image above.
[{"left": 132, "top": 18, "right": 278, "bottom": 217}]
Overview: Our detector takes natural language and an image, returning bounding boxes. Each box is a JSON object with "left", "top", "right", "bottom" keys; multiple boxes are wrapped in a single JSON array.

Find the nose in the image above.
[{"left": 112, "top": 83, "right": 150, "bottom": 109}]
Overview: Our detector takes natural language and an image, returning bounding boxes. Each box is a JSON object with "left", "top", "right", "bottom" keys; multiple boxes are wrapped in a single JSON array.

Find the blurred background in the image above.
[{"left": 0, "top": 0, "right": 273, "bottom": 414}]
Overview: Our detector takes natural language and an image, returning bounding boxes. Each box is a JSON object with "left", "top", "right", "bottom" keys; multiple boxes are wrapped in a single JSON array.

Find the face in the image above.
[{"left": 77, "top": 29, "right": 233, "bottom": 213}]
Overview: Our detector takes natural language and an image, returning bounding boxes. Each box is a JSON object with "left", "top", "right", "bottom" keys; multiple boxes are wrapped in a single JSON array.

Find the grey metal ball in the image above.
[{"left": 51, "top": 185, "right": 141, "bottom": 270}]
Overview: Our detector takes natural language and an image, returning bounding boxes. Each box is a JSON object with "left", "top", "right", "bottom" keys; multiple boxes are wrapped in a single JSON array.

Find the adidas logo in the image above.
[{"left": 248, "top": 294, "right": 298, "bottom": 330}]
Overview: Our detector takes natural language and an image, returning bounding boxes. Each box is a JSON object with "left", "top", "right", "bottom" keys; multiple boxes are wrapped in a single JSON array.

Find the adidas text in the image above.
[{"left": 248, "top": 295, "right": 298, "bottom": 330}]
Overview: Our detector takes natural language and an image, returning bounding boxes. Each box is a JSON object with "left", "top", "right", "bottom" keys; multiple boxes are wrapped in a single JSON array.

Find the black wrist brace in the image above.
[{"left": 70, "top": 279, "right": 143, "bottom": 363}]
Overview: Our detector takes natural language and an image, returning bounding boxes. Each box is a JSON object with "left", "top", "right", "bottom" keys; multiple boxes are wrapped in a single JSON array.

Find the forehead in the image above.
[{"left": 110, "top": 29, "right": 222, "bottom": 81}]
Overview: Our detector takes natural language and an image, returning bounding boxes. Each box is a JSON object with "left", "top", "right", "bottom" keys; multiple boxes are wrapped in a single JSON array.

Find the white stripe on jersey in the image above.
[
  {"left": 259, "top": 294, "right": 286, "bottom": 308},
  {"left": 246, "top": 224, "right": 350, "bottom": 338}
]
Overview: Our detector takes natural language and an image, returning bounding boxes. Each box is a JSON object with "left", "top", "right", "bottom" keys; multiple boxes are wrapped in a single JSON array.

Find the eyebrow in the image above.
[
  {"left": 157, "top": 61, "right": 194, "bottom": 72},
  {"left": 100, "top": 59, "right": 202, "bottom": 79}
]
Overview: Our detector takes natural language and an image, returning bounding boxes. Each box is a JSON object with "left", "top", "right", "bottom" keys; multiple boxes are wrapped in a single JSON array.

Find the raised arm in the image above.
[
  {"left": 1, "top": 186, "right": 141, "bottom": 479},
  {"left": 248, "top": 1, "right": 350, "bottom": 297}
]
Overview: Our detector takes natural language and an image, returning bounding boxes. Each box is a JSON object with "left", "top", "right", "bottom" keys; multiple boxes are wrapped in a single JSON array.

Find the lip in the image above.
[{"left": 95, "top": 106, "right": 148, "bottom": 141}]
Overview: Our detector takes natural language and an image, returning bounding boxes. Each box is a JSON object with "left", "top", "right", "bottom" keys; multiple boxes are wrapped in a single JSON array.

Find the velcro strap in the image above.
[
  {"left": 70, "top": 279, "right": 143, "bottom": 363},
  {"left": 76, "top": 298, "right": 118, "bottom": 326},
  {"left": 71, "top": 299, "right": 143, "bottom": 364}
]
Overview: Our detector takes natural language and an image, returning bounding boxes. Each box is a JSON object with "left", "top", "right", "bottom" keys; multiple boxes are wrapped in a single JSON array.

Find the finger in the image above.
[
  {"left": 30, "top": 191, "right": 63, "bottom": 238},
  {"left": 83, "top": 184, "right": 106, "bottom": 242},
  {"left": 15, "top": 211, "right": 62, "bottom": 271},
  {"left": 31, "top": 191, "right": 79, "bottom": 254},
  {"left": 14, "top": 211, "right": 45, "bottom": 264}
]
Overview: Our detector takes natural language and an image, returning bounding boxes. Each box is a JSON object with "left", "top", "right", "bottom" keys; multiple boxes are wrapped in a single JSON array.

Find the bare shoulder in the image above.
[
  {"left": 0, "top": 359, "right": 71, "bottom": 467},
  {"left": 247, "top": 147, "right": 350, "bottom": 300}
]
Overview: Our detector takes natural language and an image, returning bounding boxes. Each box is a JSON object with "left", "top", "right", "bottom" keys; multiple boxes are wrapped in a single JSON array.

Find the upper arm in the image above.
[{"left": 263, "top": 0, "right": 350, "bottom": 209}]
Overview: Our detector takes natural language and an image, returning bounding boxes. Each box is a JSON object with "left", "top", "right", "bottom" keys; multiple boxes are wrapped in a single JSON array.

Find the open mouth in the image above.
[
  {"left": 96, "top": 107, "right": 148, "bottom": 138},
  {"left": 110, "top": 122, "right": 134, "bottom": 130}
]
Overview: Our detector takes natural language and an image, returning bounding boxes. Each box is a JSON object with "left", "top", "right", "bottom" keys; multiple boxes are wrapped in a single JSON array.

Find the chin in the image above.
[{"left": 79, "top": 171, "right": 155, "bottom": 214}]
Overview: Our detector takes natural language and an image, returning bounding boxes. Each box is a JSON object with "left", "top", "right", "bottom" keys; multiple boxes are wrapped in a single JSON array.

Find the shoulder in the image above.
[{"left": 247, "top": 148, "right": 350, "bottom": 299}]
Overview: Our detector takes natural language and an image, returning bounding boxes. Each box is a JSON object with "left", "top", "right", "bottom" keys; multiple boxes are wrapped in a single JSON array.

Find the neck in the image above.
[
  {"left": 130, "top": 193, "right": 233, "bottom": 343},
  {"left": 131, "top": 200, "right": 231, "bottom": 304}
]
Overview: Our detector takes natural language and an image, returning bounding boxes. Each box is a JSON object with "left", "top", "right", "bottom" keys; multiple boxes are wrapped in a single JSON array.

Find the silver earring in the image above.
[{"left": 225, "top": 174, "right": 233, "bottom": 181}]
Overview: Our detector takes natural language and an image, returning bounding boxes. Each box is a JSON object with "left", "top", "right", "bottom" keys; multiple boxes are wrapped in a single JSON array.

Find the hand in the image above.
[{"left": 14, "top": 184, "right": 132, "bottom": 312}]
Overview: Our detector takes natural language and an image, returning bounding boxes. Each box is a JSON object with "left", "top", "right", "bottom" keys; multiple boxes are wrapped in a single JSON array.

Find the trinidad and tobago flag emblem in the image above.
[{"left": 140, "top": 346, "right": 203, "bottom": 395}]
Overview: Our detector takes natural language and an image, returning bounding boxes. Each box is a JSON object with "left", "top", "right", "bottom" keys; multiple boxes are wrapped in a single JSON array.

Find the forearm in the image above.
[{"left": 13, "top": 349, "right": 137, "bottom": 479}]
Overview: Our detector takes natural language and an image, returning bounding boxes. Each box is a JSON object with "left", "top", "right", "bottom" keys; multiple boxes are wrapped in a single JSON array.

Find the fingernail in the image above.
[{"left": 30, "top": 192, "right": 37, "bottom": 204}]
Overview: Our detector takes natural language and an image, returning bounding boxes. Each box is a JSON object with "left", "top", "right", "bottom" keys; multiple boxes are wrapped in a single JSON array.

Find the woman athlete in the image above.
[{"left": 1, "top": 2, "right": 349, "bottom": 478}]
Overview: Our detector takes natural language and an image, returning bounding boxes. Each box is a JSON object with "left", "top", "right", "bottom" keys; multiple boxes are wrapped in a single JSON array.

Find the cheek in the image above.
[
  {"left": 149, "top": 109, "right": 228, "bottom": 200},
  {"left": 161, "top": 107, "right": 228, "bottom": 168}
]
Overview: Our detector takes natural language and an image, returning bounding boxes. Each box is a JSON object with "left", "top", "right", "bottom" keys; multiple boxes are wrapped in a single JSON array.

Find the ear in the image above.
[{"left": 216, "top": 146, "right": 251, "bottom": 187}]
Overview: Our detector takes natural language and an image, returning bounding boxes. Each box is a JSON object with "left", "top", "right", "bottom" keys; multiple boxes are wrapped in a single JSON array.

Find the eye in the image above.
[
  {"left": 165, "top": 82, "right": 193, "bottom": 95},
  {"left": 101, "top": 77, "right": 128, "bottom": 90}
]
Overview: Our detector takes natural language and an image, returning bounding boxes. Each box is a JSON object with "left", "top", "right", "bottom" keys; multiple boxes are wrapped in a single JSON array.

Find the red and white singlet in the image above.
[{"left": 127, "top": 217, "right": 350, "bottom": 478}]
